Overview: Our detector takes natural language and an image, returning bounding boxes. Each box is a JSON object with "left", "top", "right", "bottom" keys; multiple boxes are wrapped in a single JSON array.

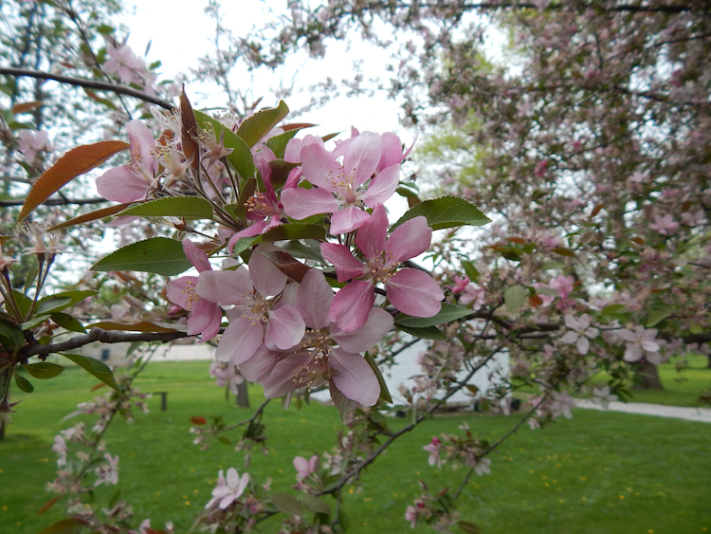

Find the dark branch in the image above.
[
  {"left": 20, "top": 327, "right": 190, "bottom": 358},
  {"left": 0, "top": 68, "right": 174, "bottom": 110},
  {"left": 0, "top": 197, "right": 108, "bottom": 207}
]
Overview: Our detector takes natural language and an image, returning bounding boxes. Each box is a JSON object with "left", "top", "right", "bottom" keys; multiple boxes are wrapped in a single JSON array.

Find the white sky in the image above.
[{"left": 121, "top": 1, "right": 404, "bottom": 137}]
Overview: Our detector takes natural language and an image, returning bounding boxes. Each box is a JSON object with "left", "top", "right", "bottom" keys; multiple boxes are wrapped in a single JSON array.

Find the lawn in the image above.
[{"left": 1, "top": 360, "right": 710, "bottom": 534}]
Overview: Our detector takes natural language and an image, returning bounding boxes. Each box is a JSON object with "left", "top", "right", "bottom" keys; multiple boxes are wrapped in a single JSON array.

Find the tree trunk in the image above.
[
  {"left": 706, "top": 355, "right": 711, "bottom": 369},
  {"left": 235, "top": 381, "right": 250, "bottom": 408},
  {"left": 633, "top": 361, "right": 664, "bottom": 390},
  {"left": 0, "top": 368, "right": 10, "bottom": 441}
]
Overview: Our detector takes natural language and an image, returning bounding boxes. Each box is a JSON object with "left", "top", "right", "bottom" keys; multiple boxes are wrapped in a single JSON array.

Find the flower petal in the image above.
[
  {"left": 96, "top": 165, "right": 149, "bottom": 202},
  {"left": 238, "top": 346, "right": 280, "bottom": 383},
  {"left": 331, "top": 307, "right": 393, "bottom": 353},
  {"left": 295, "top": 269, "right": 334, "bottom": 329},
  {"left": 321, "top": 243, "right": 367, "bottom": 282},
  {"left": 196, "top": 268, "right": 252, "bottom": 305},
  {"left": 187, "top": 299, "right": 222, "bottom": 341},
  {"left": 361, "top": 163, "right": 400, "bottom": 207},
  {"left": 355, "top": 203, "right": 388, "bottom": 259},
  {"left": 266, "top": 305, "right": 305, "bottom": 350},
  {"left": 182, "top": 238, "right": 211, "bottom": 273},
  {"left": 330, "top": 349, "right": 380, "bottom": 406},
  {"left": 281, "top": 186, "right": 341, "bottom": 220},
  {"left": 330, "top": 206, "right": 371, "bottom": 234},
  {"left": 386, "top": 269, "right": 443, "bottom": 317},
  {"left": 215, "top": 318, "right": 263, "bottom": 364},
  {"left": 249, "top": 245, "right": 287, "bottom": 296},
  {"left": 329, "top": 280, "right": 375, "bottom": 333},
  {"left": 386, "top": 215, "right": 432, "bottom": 264}
]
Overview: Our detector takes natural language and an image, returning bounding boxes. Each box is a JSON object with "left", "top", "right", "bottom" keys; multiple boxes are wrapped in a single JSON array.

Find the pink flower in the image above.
[
  {"left": 52, "top": 435, "right": 67, "bottom": 466},
  {"left": 423, "top": 437, "right": 442, "bottom": 467},
  {"left": 102, "top": 43, "right": 146, "bottom": 84},
  {"left": 196, "top": 245, "right": 305, "bottom": 364},
  {"left": 322, "top": 204, "right": 444, "bottom": 332},
  {"left": 450, "top": 275, "right": 470, "bottom": 294},
  {"left": 96, "top": 120, "right": 159, "bottom": 202},
  {"left": 17, "top": 129, "right": 51, "bottom": 165},
  {"left": 548, "top": 275, "right": 574, "bottom": 299},
  {"left": 474, "top": 457, "right": 491, "bottom": 476},
  {"left": 244, "top": 269, "right": 392, "bottom": 406},
  {"left": 405, "top": 505, "right": 418, "bottom": 528},
  {"left": 460, "top": 283, "right": 485, "bottom": 310},
  {"left": 617, "top": 326, "right": 661, "bottom": 363},
  {"left": 206, "top": 468, "right": 250, "bottom": 510},
  {"left": 560, "top": 314, "right": 598, "bottom": 355},
  {"left": 293, "top": 455, "right": 319, "bottom": 480},
  {"left": 166, "top": 239, "right": 222, "bottom": 341},
  {"left": 281, "top": 131, "right": 401, "bottom": 234},
  {"left": 649, "top": 214, "right": 679, "bottom": 236},
  {"left": 94, "top": 453, "right": 119, "bottom": 486}
]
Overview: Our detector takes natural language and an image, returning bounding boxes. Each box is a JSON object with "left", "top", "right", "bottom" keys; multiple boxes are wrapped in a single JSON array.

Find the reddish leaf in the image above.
[
  {"left": 49, "top": 203, "right": 132, "bottom": 231},
  {"left": 12, "top": 100, "right": 43, "bottom": 114},
  {"left": 280, "top": 122, "right": 316, "bottom": 131},
  {"left": 36, "top": 495, "right": 60, "bottom": 515},
  {"left": 507, "top": 236, "right": 527, "bottom": 244},
  {"left": 551, "top": 247, "right": 577, "bottom": 258},
  {"left": 90, "top": 382, "right": 107, "bottom": 392},
  {"left": 590, "top": 203, "right": 604, "bottom": 217},
  {"left": 19, "top": 140, "right": 129, "bottom": 221},
  {"left": 191, "top": 416, "right": 207, "bottom": 425},
  {"left": 258, "top": 250, "right": 310, "bottom": 282},
  {"left": 631, "top": 236, "right": 646, "bottom": 245},
  {"left": 87, "top": 321, "right": 182, "bottom": 333},
  {"left": 180, "top": 86, "right": 200, "bottom": 172},
  {"left": 529, "top": 294, "right": 543, "bottom": 307}
]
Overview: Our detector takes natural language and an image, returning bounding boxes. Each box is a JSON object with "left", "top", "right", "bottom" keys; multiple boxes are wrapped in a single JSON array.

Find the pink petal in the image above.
[
  {"left": 96, "top": 166, "right": 149, "bottom": 202},
  {"left": 281, "top": 187, "right": 341, "bottom": 220},
  {"left": 300, "top": 143, "right": 344, "bottom": 190},
  {"left": 219, "top": 494, "right": 237, "bottom": 510},
  {"left": 330, "top": 206, "right": 371, "bottom": 234},
  {"left": 238, "top": 346, "right": 280, "bottom": 383},
  {"left": 330, "top": 349, "right": 380, "bottom": 406},
  {"left": 187, "top": 299, "right": 222, "bottom": 341},
  {"left": 341, "top": 131, "right": 381, "bottom": 186},
  {"left": 361, "top": 163, "right": 400, "bottom": 207},
  {"left": 295, "top": 269, "right": 334, "bottom": 329},
  {"left": 196, "top": 268, "right": 252, "bottom": 305},
  {"left": 329, "top": 280, "right": 375, "bottom": 333},
  {"left": 182, "top": 239, "right": 212, "bottom": 273},
  {"left": 355, "top": 204, "right": 388, "bottom": 259},
  {"left": 249, "top": 245, "right": 287, "bottom": 296},
  {"left": 266, "top": 305, "right": 305, "bottom": 350},
  {"left": 377, "top": 132, "right": 403, "bottom": 172},
  {"left": 126, "top": 120, "right": 157, "bottom": 173},
  {"left": 236, "top": 473, "right": 250, "bottom": 496},
  {"left": 166, "top": 276, "right": 198, "bottom": 310},
  {"left": 225, "top": 467, "right": 239, "bottom": 487},
  {"left": 262, "top": 352, "right": 313, "bottom": 398},
  {"left": 576, "top": 336, "right": 590, "bottom": 355},
  {"left": 320, "top": 243, "right": 367, "bottom": 282},
  {"left": 215, "top": 318, "right": 264, "bottom": 364},
  {"left": 387, "top": 216, "right": 432, "bottom": 264},
  {"left": 331, "top": 307, "right": 393, "bottom": 353},
  {"left": 227, "top": 221, "right": 269, "bottom": 252},
  {"left": 386, "top": 269, "right": 443, "bottom": 317}
]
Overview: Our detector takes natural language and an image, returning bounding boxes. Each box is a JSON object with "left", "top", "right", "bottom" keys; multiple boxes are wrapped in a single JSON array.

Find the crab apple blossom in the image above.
[
  {"left": 196, "top": 245, "right": 305, "bottom": 364},
  {"left": 16, "top": 129, "right": 51, "bottom": 165},
  {"left": 280, "top": 131, "right": 401, "bottom": 234},
  {"left": 102, "top": 43, "right": 146, "bottom": 84},
  {"left": 240, "top": 268, "right": 392, "bottom": 406},
  {"left": 293, "top": 455, "right": 319, "bottom": 480},
  {"left": 96, "top": 120, "right": 159, "bottom": 202},
  {"left": 205, "top": 468, "right": 250, "bottom": 510},
  {"left": 166, "top": 239, "right": 222, "bottom": 341},
  {"left": 617, "top": 326, "right": 663, "bottom": 364},
  {"left": 322, "top": 203, "right": 444, "bottom": 332},
  {"left": 560, "top": 314, "right": 599, "bottom": 355}
]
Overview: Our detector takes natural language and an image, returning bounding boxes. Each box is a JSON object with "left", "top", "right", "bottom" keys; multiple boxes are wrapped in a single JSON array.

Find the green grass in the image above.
[
  {"left": 1, "top": 360, "right": 710, "bottom": 534},
  {"left": 593, "top": 354, "right": 711, "bottom": 407}
]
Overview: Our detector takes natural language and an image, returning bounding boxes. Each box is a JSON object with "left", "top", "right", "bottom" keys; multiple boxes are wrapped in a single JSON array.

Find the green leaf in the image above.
[
  {"left": 217, "top": 436, "right": 232, "bottom": 446},
  {"left": 20, "top": 314, "right": 51, "bottom": 330},
  {"left": 36, "top": 518, "right": 83, "bottom": 534},
  {"left": 257, "top": 224, "right": 327, "bottom": 244},
  {"left": 271, "top": 492, "right": 307, "bottom": 517},
  {"left": 365, "top": 352, "right": 392, "bottom": 403},
  {"left": 91, "top": 237, "right": 191, "bottom": 276},
  {"left": 601, "top": 304, "right": 626, "bottom": 317},
  {"left": 265, "top": 128, "right": 301, "bottom": 158},
  {"left": 50, "top": 313, "right": 86, "bottom": 334},
  {"left": 36, "top": 297, "right": 72, "bottom": 315},
  {"left": 237, "top": 101, "right": 290, "bottom": 147},
  {"left": 14, "top": 371, "right": 34, "bottom": 392},
  {"left": 552, "top": 247, "right": 577, "bottom": 258},
  {"left": 296, "top": 493, "right": 331, "bottom": 516},
  {"left": 461, "top": 260, "right": 479, "bottom": 283},
  {"left": 395, "top": 324, "right": 446, "bottom": 340},
  {"left": 391, "top": 196, "right": 490, "bottom": 231},
  {"left": 37, "top": 291, "right": 98, "bottom": 314},
  {"left": 0, "top": 319, "right": 24, "bottom": 351},
  {"left": 646, "top": 307, "right": 673, "bottom": 327},
  {"left": 118, "top": 197, "right": 214, "bottom": 219},
  {"left": 24, "top": 362, "right": 65, "bottom": 379},
  {"left": 540, "top": 261, "right": 565, "bottom": 270},
  {"left": 58, "top": 353, "right": 119, "bottom": 392},
  {"left": 504, "top": 285, "right": 527, "bottom": 314},
  {"left": 457, "top": 520, "right": 482, "bottom": 534},
  {"left": 194, "top": 110, "right": 255, "bottom": 180},
  {"left": 394, "top": 303, "right": 471, "bottom": 327}
]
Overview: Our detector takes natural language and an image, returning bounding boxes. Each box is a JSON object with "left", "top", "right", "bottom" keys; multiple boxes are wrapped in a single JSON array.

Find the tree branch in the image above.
[
  {"left": 0, "top": 68, "right": 174, "bottom": 110},
  {"left": 0, "top": 197, "right": 108, "bottom": 207},
  {"left": 20, "top": 327, "right": 190, "bottom": 358}
]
